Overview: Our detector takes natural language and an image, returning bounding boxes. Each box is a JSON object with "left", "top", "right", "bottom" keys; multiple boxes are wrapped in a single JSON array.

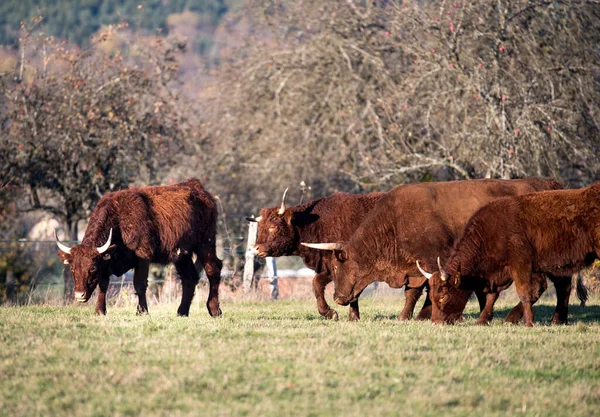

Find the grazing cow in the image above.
[
  {"left": 55, "top": 178, "right": 222, "bottom": 317},
  {"left": 416, "top": 184, "right": 597, "bottom": 327},
  {"left": 303, "top": 178, "right": 562, "bottom": 320}
]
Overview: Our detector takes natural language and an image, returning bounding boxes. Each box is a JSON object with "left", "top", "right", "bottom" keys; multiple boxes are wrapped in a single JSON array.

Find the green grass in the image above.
[{"left": 1, "top": 297, "right": 599, "bottom": 417}]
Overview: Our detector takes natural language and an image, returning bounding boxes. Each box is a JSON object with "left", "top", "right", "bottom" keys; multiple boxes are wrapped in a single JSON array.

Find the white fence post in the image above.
[
  {"left": 243, "top": 221, "right": 258, "bottom": 294},
  {"left": 265, "top": 257, "right": 279, "bottom": 300}
]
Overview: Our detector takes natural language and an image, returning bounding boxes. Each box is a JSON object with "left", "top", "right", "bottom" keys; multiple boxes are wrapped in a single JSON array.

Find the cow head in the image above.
[
  {"left": 246, "top": 189, "right": 297, "bottom": 257},
  {"left": 416, "top": 258, "right": 470, "bottom": 323},
  {"left": 301, "top": 242, "right": 370, "bottom": 306},
  {"left": 56, "top": 229, "right": 114, "bottom": 303}
]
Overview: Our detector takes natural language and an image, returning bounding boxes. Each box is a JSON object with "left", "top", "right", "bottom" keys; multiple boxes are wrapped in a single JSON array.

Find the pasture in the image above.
[{"left": 1, "top": 295, "right": 599, "bottom": 417}]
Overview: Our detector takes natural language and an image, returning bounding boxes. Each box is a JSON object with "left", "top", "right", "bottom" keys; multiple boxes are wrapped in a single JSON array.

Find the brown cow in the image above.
[
  {"left": 417, "top": 184, "right": 597, "bottom": 327},
  {"left": 55, "top": 178, "right": 222, "bottom": 317},
  {"left": 303, "top": 178, "right": 562, "bottom": 320},
  {"left": 248, "top": 190, "right": 406, "bottom": 321}
]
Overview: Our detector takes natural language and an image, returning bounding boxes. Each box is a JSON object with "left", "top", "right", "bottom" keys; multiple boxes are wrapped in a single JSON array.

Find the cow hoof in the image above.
[
  {"left": 397, "top": 313, "right": 412, "bottom": 321},
  {"left": 324, "top": 310, "right": 339, "bottom": 321},
  {"left": 550, "top": 318, "right": 567, "bottom": 326},
  {"left": 348, "top": 312, "right": 360, "bottom": 322},
  {"left": 177, "top": 308, "right": 190, "bottom": 317},
  {"left": 476, "top": 319, "right": 490, "bottom": 326},
  {"left": 136, "top": 310, "right": 149, "bottom": 316},
  {"left": 95, "top": 309, "right": 107, "bottom": 316},
  {"left": 209, "top": 307, "right": 223, "bottom": 318},
  {"left": 503, "top": 314, "right": 521, "bottom": 324}
]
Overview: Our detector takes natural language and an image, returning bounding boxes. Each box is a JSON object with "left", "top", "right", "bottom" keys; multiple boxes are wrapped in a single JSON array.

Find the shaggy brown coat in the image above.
[
  {"left": 425, "top": 183, "right": 598, "bottom": 327},
  {"left": 250, "top": 192, "right": 410, "bottom": 321},
  {"left": 57, "top": 178, "right": 222, "bottom": 317},
  {"left": 308, "top": 178, "right": 562, "bottom": 320}
]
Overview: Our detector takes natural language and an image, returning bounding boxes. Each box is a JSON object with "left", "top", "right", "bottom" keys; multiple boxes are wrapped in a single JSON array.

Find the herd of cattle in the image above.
[{"left": 54, "top": 177, "right": 596, "bottom": 327}]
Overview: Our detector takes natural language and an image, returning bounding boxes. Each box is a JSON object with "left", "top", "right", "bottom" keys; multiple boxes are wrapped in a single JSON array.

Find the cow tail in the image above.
[{"left": 576, "top": 271, "right": 588, "bottom": 307}]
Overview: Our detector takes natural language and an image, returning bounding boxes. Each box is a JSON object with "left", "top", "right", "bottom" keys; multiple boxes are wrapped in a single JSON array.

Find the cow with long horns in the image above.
[
  {"left": 56, "top": 178, "right": 222, "bottom": 317},
  {"left": 248, "top": 190, "right": 398, "bottom": 321},
  {"left": 303, "top": 178, "right": 563, "bottom": 320},
  {"left": 416, "top": 184, "right": 596, "bottom": 326}
]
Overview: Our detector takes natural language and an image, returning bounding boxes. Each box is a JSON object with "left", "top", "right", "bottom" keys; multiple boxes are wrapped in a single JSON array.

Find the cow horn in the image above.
[
  {"left": 437, "top": 257, "right": 448, "bottom": 282},
  {"left": 96, "top": 229, "right": 113, "bottom": 254},
  {"left": 278, "top": 188, "right": 289, "bottom": 215},
  {"left": 55, "top": 230, "right": 72, "bottom": 254},
  {"left": 301, "top": 242, "right": 344, "bottom": 251},
  {"left": 245, "top": 216, "right": 262, "bottom": 222},
  {"left": 416, "top": 260, "right": 433, "bottom": 280}
]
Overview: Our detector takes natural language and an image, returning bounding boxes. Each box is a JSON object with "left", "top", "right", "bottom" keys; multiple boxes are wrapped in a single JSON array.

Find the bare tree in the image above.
[
  {"left": 202, "top": 0, "right": 600, "bottom": 207},
  {"left": 0, "top": 20, "right": 193, "bottom": 240}
]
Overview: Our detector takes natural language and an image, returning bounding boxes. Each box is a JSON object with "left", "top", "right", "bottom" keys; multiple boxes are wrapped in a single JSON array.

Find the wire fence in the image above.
[{"left": 0, "top": 239, "right": 312, "bottom": 305}]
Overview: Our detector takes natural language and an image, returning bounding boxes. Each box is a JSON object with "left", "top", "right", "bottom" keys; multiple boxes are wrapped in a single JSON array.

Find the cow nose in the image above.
[
  {"left": 251, "top": 245, "right": 259, "bottom": 255},
  {"left": 74, "top": 291, "right": 86, "bottom": 301}
]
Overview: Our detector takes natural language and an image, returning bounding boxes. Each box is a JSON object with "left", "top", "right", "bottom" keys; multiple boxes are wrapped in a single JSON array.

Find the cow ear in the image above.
[
  {"left": 335, "top": 249, "right": 348, "bottom": 263},
  {"left": 451, "top": 273, "right": 461, "bottom": 288},
  {"left": 57, "top": 251, "right": 71, "bottom": 265},
  {"left": 283, "top": 209, "right": 294, "bottom": 225}
]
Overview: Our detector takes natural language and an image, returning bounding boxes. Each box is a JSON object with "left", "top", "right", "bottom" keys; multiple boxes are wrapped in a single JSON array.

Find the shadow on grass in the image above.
[
  {"left": 370, "top": 313, "right": 400, "bottom": 321},
  {"left": 463, "top": 303, "right": 600, "bottom": 324}
]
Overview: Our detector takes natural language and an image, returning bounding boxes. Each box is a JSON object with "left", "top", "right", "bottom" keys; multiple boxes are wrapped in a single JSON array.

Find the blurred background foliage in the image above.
[
  {"left": 0, "top": 0, "right": 599, "bottom": 302},
  {"left": 0, "top": 0, "right": 242, "bottom": 54}
]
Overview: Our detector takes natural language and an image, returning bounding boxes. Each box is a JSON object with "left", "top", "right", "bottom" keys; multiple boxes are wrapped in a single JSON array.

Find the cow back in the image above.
[{"left": 346, "top": 178, "right": 562, "bottom": 285}]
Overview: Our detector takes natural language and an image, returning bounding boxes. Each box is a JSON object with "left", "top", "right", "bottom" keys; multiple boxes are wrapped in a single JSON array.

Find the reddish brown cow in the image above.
[
  {"left": 248, "top": 191, "right": 407, "bottom": 321},
  {"left": 55, "top": 178, "right": 222, "bottom": 317},
  {"left": 418, "top": 184, "right": 597, "bottom": 327},
  {"left": 304, "top": 178, "right": 562, "bottom": 320}
]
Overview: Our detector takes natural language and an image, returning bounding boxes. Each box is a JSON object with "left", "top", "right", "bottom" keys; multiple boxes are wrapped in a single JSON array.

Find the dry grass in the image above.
[{"left": 1, "top": 294, "right": 599, "bottom": 417}]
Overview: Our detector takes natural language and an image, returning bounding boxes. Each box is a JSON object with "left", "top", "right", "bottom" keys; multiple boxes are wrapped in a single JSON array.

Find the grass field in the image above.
[{"left": 1, "top": 295, "right": 600, "bottom": 417}]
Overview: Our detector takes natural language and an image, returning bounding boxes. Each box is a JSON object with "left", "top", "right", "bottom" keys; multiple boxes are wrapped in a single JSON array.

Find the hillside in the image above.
[{"left": 0, "top": 0, "right": 240, "bottom": 51}]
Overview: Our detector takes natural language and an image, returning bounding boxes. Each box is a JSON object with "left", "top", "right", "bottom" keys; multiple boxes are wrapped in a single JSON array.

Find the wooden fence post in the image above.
[
  {"left": 5, "top": 270, "right": 15, "bottom": 304},
  {"left": 63, "top": 267, "right": 74, "bottom": 304},
  {"left": 265, "top": 257, "right": 279, "bottom": 300},
  {"left": 243, "top": 221, "right": 257, "bottom": 294}
]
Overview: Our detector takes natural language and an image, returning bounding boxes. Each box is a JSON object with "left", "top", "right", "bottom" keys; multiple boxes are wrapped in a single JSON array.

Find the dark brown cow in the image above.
[
  {"left": 304, "top": 178, "right": 562, "bottom": 320},
  {"left": 418, "top": 184, "right": 597, "bottom": 327},
  {"left": 55, "top": 178, "right": 222, "bottom": 317},
  {"left": 248, "top": 191, "right": 403, "bottom": 321}
]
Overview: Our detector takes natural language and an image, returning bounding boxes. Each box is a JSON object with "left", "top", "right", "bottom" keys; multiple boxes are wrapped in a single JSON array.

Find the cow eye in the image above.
[
  {"left": 268, "top": 226, "right": 277, "bottom": 232},
  {"left": 90, "top": 266, "right": 97, "bottom": 273}
]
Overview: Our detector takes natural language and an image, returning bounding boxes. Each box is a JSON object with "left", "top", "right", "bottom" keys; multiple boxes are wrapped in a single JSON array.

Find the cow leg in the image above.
[
  {"left": 476, "top": 292, "right": 499, "bottom": 325},
  {"left": 415, "top": 286, "right": 432, "bottom": 320},
  {"left": 474, "top": 290, "right": 487, "bottom": 312},
  {"left": 504, "top": 302, "right": 524, "bottom": 324},
  {"left": 512, "top": 267, "right": 544, "bottom": 327},
  {"left": 398, "top": 287, "right": 423, "bottom": 320},
  {"left": 549, "top": 275, "right": 571, "bottom": 325},
  {"left": 175, "top": 255, "right": 199, "bottom": 317},
  {"left": 348, "top": 300, "right": 360, "bottom": 321},
  {"left": 95, "top": 278, "right": 109, "bottom": 315},
  {"left": 133, "top": 259, "right": 150, "bottom": 315},
  {"left": 199, "top": 247, "right": 223, "bottom": 318},
  {"left": 313, "top": 272, "right": 337, "bottom": 320}
]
